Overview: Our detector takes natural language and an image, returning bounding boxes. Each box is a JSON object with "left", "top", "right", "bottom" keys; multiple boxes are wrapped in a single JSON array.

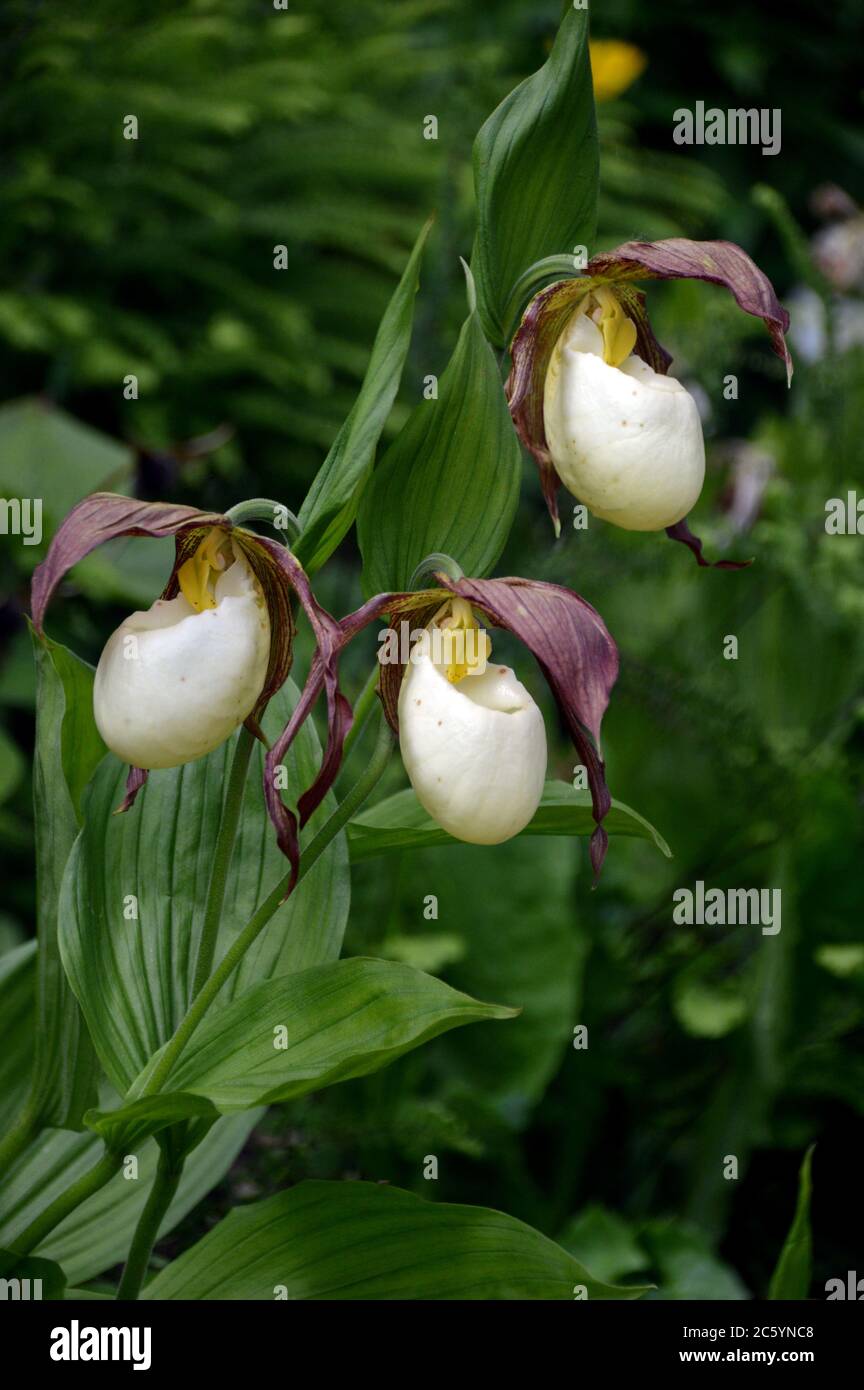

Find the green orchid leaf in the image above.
[
  {"left": 126, "top": 957, "right": 516, "bottom": 1114},
  {"left": 768, "top": 1146, "right": 814, "bottom": 1300},
  {"left": 0, "top": 1108, "right": 260, "bottom": 1286},
  {"left": 348, "top": 779, "right": 672, "bottom": 861},
  {"left": 295, "top": 218, "right": 433, "bottom": 573},
  {"left": 58, "top": 679, "right": 350, "bottom": 1097},
  {"left": 143, "top": 1179, "right": 651, "bottom": 1300},
  {"left": 0, "top": 1248, "right": 67, "bottom": 1301},
  {"left": 0, "top": 941, "right": 36, "bottom": 1134},
  {"left": 83, "top": 1094, "right": 220, "bottom": 1152},
  {"left": 28, "top": 632, "right": 105, "bottom": 1129},
  {"left": 470, "top": 4, "right": 597, "bottom": 345},
  {"left": 357, "top": 267, "right": 521, "bottom": 595}
]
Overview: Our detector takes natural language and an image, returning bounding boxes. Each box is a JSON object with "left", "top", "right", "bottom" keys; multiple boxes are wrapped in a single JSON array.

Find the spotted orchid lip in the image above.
[{"left": 506, "top": 236, "right": 792, "bottom": 561}]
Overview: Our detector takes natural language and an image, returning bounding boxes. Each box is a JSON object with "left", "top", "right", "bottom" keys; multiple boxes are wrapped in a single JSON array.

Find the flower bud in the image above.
[
  {"left": 93, "top": 535, "right": 270, "bottom": 768},
  {"left": 398, "top": 611, "right": 547, "bottom": 845},
  {"left": 543, "top": 292, "right": 705, "bottom": 531}
]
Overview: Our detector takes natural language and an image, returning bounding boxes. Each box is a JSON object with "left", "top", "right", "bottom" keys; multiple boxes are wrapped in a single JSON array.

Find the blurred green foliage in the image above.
[{"left": 1, "top": 0, "right": 862, "bottom": 1299}]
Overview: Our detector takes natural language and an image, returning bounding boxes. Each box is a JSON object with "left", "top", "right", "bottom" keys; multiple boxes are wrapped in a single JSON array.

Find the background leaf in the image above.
[
  {"left": 768, "top": 1146, "right": 814, "bottom": 1300},
  {"left": 642, "top": 1220, "right": 749, "bottom": 1301},
  {"left": 142, "top": 1179, "right": 649, "bottom": 1299},
  {"left": 0, "top": 399, "right": 132, "bottom": 547},
  {"left": 58, "top": 679, "right": 350, "bottom": 1096},
  {"left": 470, "top": 3, "right": 598, "bottom": 343},
  {"left": 356, "top": 285, "right": 521, "bottom": 595},
  {"left": 430, "top": 837, "right": 583, "bottom": 1109}
]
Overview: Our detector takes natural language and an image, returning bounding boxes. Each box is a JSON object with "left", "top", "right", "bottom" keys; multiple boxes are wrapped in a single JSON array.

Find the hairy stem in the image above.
[
  {"left": 190, "top": 725, "right": 255, "bottom": 999},
  {"left": 141, "top": 714, "right": 395, "bottom": 1096},
  {"left": 116, "top": 1144, "right": 183, "bottom": 1300},
  {"left": 10, "top": 1149, "right": 123, "bottom": 1257}
]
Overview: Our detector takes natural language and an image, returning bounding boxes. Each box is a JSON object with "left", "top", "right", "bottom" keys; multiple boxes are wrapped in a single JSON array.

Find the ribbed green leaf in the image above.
[
  {"left": 470, "top": 4, "right": 598, "bottom": 344},
  {"left": 348, "top": 780, "right": 672, "bottom": 861},
  {"left": 0, "top": 941, "right": 35, "bottom": 1133},
  {"left": 356, "top": 271, "right": 521, "bottom": 595},
  {"left": 0, "top": 1108, "right": 260, "bottom": 1286},
  {"left": 29, "top": 633, "right": 104, "bottom": 1128},
  {"left": 114, "top": 958, "right": 516, "bottom": 1121},
  {"left": 143, "top": 1179, "right": 650, "bottom": 1300},
  {"left": 768, "top": 1146, "right": 814, "bottom": 1299},
  {"left": 84, "top": 1093, "right": 220, "bottom": 1150},
  {"left": 58, "top": 679, "right": 350, "bottom": 1096},
  {"left": 0, "top": 1248, "right": 66, "bottom": 1300},
  {"left": 295, "top": 218, "right": 432, "bottom": 573}
]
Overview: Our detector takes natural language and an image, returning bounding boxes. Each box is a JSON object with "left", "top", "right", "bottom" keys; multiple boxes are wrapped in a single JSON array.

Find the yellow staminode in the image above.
[
  {"left": 590, "top": 40, "right": 647, "bottom": 103},
  {"left": 177, "top": 528, "right": 231, "bottom": 613},
  {"left": 433, "top": 597, "right": 491, "bottom": 684},
  {"left": 593, "top": 286, "right": 637, "bottom": 368}
]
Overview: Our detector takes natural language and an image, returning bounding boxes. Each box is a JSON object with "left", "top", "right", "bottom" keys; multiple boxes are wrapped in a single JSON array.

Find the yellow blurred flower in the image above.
[{"left": 590, "top": 39, "right": 647, "bottom": 102}]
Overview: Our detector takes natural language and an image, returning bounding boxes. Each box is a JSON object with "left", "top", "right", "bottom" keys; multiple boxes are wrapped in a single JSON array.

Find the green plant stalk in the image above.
[
  {"left": 0, "top": 1092, "right": 41, "bottom": 1174},
  {"left": 116, "top": 1144, "right": 183, "bottom": 1300},
  {"left": 141, "top": 714, "right": 396, "bottom": 1098},
  {"left": 10, "top": 1148, "right": 123, "bottom": 1257},
  {"left": 190, "top": 725, "right": 256, "bottom": 999},
  {"left": 340, "top": 664, "right": 381, "bottom": 765}
]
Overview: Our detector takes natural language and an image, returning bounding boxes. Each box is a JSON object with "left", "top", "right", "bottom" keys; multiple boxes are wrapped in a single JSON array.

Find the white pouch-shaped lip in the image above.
[
  {"left": 398, "top": 632, "right": 547, "bottom": 844},
  {"left": 543, "top": 310, "right": 706, "bottom": 531},
  {"left": 93, "top": 541, "right": 270, "bottom": 769}
]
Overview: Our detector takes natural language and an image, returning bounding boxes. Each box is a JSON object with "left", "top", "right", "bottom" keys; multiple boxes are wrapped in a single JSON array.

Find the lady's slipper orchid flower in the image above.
[
  {"left": 31, "top": 494, "right": 344, "bottom": 873},
  {"left": 507, "top": 238, "right": 792, "bottom": 561},
  {"left": 543, "top": 286, "right": 706, "bottom": 531},
  {"left": 93, "top": 530, "right": 271, "bottom": 769},
  {"left": 264, "top": 573, "right": 619, "bottom": 881},
  {"left": 397, "top": 598, "right": 547, "bottom": 844}
]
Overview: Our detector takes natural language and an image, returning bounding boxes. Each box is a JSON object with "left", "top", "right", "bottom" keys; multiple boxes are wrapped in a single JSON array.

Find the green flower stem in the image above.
[
  {"left": 340, "top": 664, "right": 382, "bottom": 765},
  {"left": 225, "top": 498, "right": 301, "bottom": 543},
  {"left": 190, "top": 724, "right": 256, "bottom": 1000},
  {"left": 0, "top": 1095, "right": 40, "bottom": 1174},
  {"left": 141, "top": 714, "right": 396, "bottom": 1098},
  {"left": 116, "top": 1144, "right": 183, "bottom": 1301},
  {"left": 10, "top": 1148, "right": 123, "bottom": 1257}
]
